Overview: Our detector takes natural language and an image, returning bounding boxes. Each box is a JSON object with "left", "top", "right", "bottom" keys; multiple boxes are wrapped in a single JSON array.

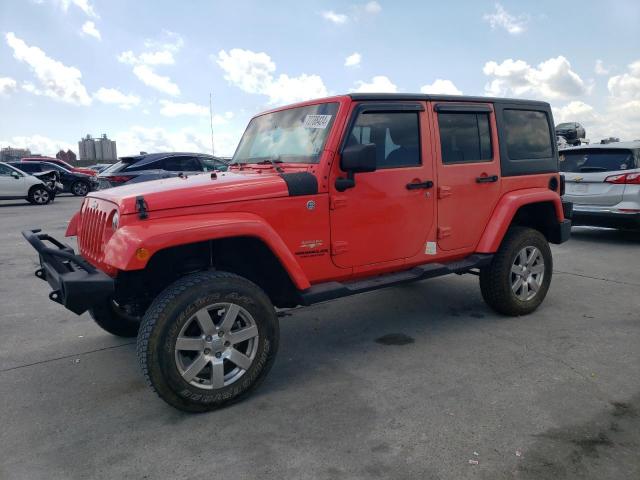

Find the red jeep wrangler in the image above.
[{"left": 24, "top": 94, "right": 571, "bottom": 412}]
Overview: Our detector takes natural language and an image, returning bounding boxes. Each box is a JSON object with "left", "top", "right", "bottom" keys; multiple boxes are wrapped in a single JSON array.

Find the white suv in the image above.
[
  {"left": 0, "top": 162, "right": 52, "bottom": 205},
  {"left": 561, "top": 141, "right": 640, "bottom": 229}
]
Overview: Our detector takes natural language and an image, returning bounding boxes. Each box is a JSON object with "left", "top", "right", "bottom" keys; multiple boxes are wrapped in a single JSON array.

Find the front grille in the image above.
[{"left": 78, "top": 199, "right": 113, "bottom": 263}]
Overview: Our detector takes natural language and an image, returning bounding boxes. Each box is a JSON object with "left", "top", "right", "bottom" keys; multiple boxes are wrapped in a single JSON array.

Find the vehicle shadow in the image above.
[{"left": 570, "top": 226, "right": 640, "bottom": 245}]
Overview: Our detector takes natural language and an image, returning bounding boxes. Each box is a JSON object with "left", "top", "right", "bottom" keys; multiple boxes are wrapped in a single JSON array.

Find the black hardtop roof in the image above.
[{"left": 347, "top": 93, "right": 550, "bottom": 107}]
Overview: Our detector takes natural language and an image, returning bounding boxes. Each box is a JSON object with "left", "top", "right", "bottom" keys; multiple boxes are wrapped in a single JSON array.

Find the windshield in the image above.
[
  {"left": 101, "top": 161, "right": 126, "bottom": 174},
  {"left": 559, "top": 149, "right": 637, "bottom": 173},
  {"left": 556, "top": 123, "right": 574, "bottom": 129},
  {"left": 232, "top": 102, "right": 339, "bottom": 164},
  {"left": 41, "top": 162, "right": 71, "bottom": 173}
]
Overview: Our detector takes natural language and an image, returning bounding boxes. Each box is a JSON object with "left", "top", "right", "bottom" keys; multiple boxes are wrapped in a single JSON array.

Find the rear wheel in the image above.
[
  {"left": 89, "top": 300, "right": 141, "bottom": 337},
  {"left": 136, "top": 271, "right": 279, "bottom": 412},
  {"left": 480, "top": 227, "right": 552, "bottom": 316},
  {"left": 27, "top": 186, "right": 51, "bottom": 205},
  {"left": 71, "top": 181, "right": 89, "bottom": 196}
]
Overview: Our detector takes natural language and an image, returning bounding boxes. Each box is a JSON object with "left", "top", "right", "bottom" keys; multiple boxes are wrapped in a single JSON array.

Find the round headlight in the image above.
[{"left": 111, "top": 211, "right": 119, "bottom": 230}]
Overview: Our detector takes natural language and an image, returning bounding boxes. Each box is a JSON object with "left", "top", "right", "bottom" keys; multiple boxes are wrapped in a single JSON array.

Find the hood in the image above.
[{"left": 89, "top": 170, "right": 291, "bottom": 214}]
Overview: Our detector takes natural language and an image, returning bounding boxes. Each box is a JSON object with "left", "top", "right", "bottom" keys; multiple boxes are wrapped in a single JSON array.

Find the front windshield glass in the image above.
[
  {"left": 232, "top": 102, "right": 339, "bottom": 164},
  {"left": 556, "top": 123, "right": 574, "bottom": 129}
]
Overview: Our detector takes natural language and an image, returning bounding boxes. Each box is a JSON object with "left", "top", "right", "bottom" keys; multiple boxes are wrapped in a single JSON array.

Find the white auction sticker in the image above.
[{"left": 303, "top": 115, "right": 332, "bottom": 129}]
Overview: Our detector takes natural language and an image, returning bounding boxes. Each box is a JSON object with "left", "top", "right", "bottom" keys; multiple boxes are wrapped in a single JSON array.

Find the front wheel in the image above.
[
  {"left": 71, "top": 181, "right": 89, "bottom": 196},
  {"left": 136, "top": 271, "right": 279, "bottom": 412},
  {"left": 480, "top": 227, "right": 552, "bottom": 316},
  {"left": 27, "top": 186, "right": 51, "bottom": 205}
]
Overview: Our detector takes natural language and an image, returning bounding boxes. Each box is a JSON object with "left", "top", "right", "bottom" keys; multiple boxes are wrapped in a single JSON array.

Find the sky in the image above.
[{"left": 0, "top": 0, "right": 639, "bottom": 157}]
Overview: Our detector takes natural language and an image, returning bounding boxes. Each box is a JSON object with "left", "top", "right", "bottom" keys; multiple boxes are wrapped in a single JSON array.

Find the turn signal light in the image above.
[{"left": 135, "top": 248, "right": 150, "bottom": 261}]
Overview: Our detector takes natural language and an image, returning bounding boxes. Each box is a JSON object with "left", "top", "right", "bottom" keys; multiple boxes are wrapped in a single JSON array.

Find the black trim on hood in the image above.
[{"left": 279, "top": 172, "right": 318, "bottom": 196}]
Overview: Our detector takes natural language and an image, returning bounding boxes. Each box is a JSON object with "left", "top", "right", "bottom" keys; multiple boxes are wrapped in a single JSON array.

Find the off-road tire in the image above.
[
  {"left": 71, "top": 180, "right": 90, "bottom": 196},
  {"left": 136, "top": 271, "right": 279, "bottom": 412},
  {"left": 480, "top": 227, "right": 552, "bottom": 316},
  {"left": 89, "top": 301, "right": 141, "bottom": 337},
  {"left": 27, "top": 186, "right": 51, "bottom": 205}
]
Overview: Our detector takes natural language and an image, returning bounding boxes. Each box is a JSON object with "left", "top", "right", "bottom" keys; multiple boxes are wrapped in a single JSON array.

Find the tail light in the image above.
[
  {"left": 604, "top": 173, "right": 640, "bottom": 184},
  {"left": 104, "top": 175, "right": 134, "bottom": 183}
]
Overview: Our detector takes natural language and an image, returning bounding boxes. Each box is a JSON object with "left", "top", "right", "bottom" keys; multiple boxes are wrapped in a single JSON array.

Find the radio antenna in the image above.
[{"left": 209, "top": 92, "right": 215, "bottom": 156}]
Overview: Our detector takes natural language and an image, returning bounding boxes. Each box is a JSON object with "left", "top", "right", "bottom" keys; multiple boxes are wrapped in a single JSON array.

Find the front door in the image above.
[
  {"left": 329, "top": 103, "right": 435, "bottom": 268},
  {"left": 432, "top": 102, "right": 501, "bottom": 251},
  {"left": 0, "top": 164, "right": 27, "bottom": 197}
]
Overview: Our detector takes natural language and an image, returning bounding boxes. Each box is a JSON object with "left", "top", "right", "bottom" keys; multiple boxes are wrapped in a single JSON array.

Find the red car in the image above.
[
  {"left": 21, "top": 157, "right": 97, "bottom": 176},
  {"left": 23, "top": 93, "right": 571, "bottom": 412}
]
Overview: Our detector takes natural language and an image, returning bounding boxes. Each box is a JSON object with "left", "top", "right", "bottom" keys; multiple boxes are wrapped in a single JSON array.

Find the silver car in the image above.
[{"left": 561, "top": 141, "right": 640, "bottom": 229}]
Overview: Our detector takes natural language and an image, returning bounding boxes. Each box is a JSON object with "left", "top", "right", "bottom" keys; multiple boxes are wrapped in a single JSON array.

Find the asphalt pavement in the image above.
[{"left": 1, "top": 195, "right": 638, "bottom": 480}]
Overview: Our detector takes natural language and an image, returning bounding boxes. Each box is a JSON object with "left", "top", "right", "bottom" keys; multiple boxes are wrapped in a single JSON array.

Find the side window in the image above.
[
  {"left": 163, "top": 156, "right": 202, "bottom": 171},
  {"left": 347, "top": 112, "right": 420, "bottom": 168},
  {"left": 19, "top": 163, "right": 40, "bottom": 173},
  {"left": 125, "top": 160, "right": 161, "bottom": 172},
  {"left": 0, "top": 164, "right": 14, "bottom": 175},
  {"left": 438, "top": 113, "right": 492, "bottom": 164},
  {"left": 503, "top": 109, "right": 553, "bottom": 160}
]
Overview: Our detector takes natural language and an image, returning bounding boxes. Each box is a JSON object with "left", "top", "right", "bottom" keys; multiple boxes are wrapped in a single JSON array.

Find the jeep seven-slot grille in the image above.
[{"left": 78, "top": 202, "right": 109, "bottom": 262}]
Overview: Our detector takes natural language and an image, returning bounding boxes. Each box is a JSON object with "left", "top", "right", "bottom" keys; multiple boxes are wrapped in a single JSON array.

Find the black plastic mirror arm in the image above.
[{"left": 335, "top": 174, "right": 355, "bottom": 192}]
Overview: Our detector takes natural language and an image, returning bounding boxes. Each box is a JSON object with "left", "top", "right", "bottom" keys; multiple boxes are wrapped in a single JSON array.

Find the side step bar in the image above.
[{"left": 299, "top": 254, "right": 493, "bottom": 305}]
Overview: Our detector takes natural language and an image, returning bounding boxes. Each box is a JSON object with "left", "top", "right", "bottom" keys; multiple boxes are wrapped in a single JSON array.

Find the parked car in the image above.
[
  {"left": 0, "top": 162, "right": 52, "bottom": 204},
  {"left": 10, "top": 161, "right": 98, "bottom": 196},
  {"left": 555, "top": 122, "right": 586, "bottom": 145},
  {"left": 561, "top": 141, "right": 640, "bottom": 229},
  {"left": 21, "top": 156, "right": 97, "bottom": 176},
  {"left": 97, "top": 153, "right": 229, "bottom": 189},
  {"left": 23, "top": 93, "right": 570, "bottom": 412}
]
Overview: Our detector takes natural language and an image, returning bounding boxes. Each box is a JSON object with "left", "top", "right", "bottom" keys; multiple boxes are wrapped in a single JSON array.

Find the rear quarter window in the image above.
[{"left": 504, "top": 110, "right": 553, "bottom": 160}]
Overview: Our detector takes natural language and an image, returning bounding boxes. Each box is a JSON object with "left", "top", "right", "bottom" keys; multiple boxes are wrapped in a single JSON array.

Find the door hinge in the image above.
[
  {"left": 330, "top": 196, "right": 348, "bottom": 210},
  {"left": 438, "top": 186, "right": 452, "bottom": 199},
  {"left": 437, "top": 227, "right": 452, "bottom": 239},
  {"left": 331, "top": 241, "right": 349, "bottom": 255}
]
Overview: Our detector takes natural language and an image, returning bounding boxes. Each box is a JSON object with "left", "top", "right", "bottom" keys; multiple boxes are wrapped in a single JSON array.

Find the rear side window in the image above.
[
  {"left": 559, "top": 149, "right": 636, "bottom": 173},
  {"left": 0, "top": 164, "right": 14, "bottom": 175},
  {"left": 347, "top": 112, "right": 421, "bottom": 168},
  {"left": 438, "top": 113, "right": 492, "bottom": 164},
  {"left": 503, "top": 110, "right": 553, "bottom": 160},
  {"left": 163, "top": 156, "right": 202, "bottom": 172}
]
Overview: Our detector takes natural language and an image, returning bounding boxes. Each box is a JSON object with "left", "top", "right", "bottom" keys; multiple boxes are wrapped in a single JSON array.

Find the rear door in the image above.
[
  {"left": 432, "top": 102, "right": 501, "bottom": 251},
  {"left": 561, "top": 148, "right": 637, "bottom": 205}
]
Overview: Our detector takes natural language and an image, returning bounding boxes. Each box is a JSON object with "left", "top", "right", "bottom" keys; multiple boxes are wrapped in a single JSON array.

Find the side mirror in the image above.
[
  {"left": 11, "top": 171, "right": 20, "bottom": 179},
  {"left": 335, "top": 143, "right": 377, "bottom": 192}
]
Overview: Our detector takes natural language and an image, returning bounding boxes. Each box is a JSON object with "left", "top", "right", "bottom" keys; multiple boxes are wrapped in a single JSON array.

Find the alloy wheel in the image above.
[
  {"left": 174, "top": 302, "right": 259, "bottom": 390},
  {"left": 511, "top": 246, "right": 545, "bottom": 301}
]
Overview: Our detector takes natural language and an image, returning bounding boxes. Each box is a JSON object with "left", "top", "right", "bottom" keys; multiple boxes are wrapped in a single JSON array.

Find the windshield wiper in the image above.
[{"left": 255, "top": 158, "right": 284, "bottom": 172}]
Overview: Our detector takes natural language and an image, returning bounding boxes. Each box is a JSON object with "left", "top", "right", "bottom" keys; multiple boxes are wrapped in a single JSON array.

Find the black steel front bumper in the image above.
[{"left": 22, "top": 229, "right": 114, "bottom": 315}]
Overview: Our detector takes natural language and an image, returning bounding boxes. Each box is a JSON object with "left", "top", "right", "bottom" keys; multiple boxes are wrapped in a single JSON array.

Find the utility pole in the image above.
[{"left": 209, "top": 92, "right": 215, "bottom": 156}]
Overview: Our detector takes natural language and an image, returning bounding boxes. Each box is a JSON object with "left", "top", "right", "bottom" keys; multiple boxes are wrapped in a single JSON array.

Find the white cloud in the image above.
[
  {"left": 0, "top": 76, "right": 18, "bottom": 94},
  {"left": 351, "top": 75, "right": 398, "bottom": 93},
  {"left": 80, "top": 20, "right": 101, "bottom": 40},
  {"left": 483, "top": 56, "right": 589, "bottom": 99},
  {"left": 0, "top": 134, "right": 74, "bottom": 156},
  {"left": 115, "top": 126, "right": 240, "bottom": 157},
  {"left": 118, "top": 31, "right": 182, "bottom": 94},
  {"left": 594, "top": 59, "right": 610, "bottom": 76},
  {"left": 420, "top": 79, "right": 462, "bottom": 95},
  {"left": 364, "top": 1, "right": 382, "bottom": 14},
  {"left": 344, "top": 52, "right": 362, "bottom": 68},
  {"left": 5, "top": 32, "right": 92, "bottom": 106},
  {"left": 216, "top": 48, "right": 328, "bottom": 105},
  {"left": 607, "top": 60, "right": 640, "bottom": 100},
  {"left": 56, "top": 0, "right": 98, "bottom": 18},
  {"left": 93, "top": 87, "right": 140, "bottom": 109},
  {"left": 322, "top": 10, "right": 348, "bottom": 24},
  {"left": 133, "top": 64, "right": 180, "bottom": 96},
  {"left": 483, "top": 3, "right": 527, "bottom": 35}
]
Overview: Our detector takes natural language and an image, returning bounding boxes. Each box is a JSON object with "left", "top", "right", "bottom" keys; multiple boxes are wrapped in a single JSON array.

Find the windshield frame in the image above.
[{"left": 231, "top": 101, "right": 341, "bottom": 165}]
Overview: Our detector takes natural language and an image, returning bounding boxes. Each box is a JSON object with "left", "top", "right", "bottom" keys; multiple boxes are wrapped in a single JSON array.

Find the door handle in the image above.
[
  {"left": 406, "top": 180, "right": 433, "bottom": 190},
  {"left": 476, "top": 175, "right": 499, "bottom": 183}
]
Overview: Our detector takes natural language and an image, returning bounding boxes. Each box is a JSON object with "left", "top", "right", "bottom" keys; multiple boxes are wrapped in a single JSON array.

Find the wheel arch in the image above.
[{"left": 476, "top": 188, "right": 565, "bottom": 253}]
